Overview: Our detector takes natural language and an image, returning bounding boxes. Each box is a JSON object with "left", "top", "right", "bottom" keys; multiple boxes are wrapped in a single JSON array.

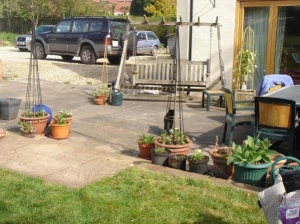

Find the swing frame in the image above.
[{"left": 116, "top": 15, "right": 225, "bottom": 94}]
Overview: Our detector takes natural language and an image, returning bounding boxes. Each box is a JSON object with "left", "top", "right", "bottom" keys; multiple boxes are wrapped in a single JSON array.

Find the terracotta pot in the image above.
[
  {"left": 50, "top": 121, "right": 70, "bottom": 139},
  {"left": 154, "top": 137, "right": 192, "bottom": 155},
  {"left": 208, "top": 148, "right": 233, "bottom": 179},
  {"left": 94, "top": 95, "right": 107, "bottom": 105},
  {"left": 138, "top": 142, "right": 155, "bottom": 160},
  {"left": 19, "top": 113, "right": 50, "bottom": 135},
  {"left": 53, "top": 115, "right": 73, "bottom": 132}
]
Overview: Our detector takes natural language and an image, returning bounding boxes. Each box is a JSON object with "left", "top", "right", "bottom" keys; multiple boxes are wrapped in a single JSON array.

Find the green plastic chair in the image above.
[
  {"left": 221, "top": 87, "right": 255, "bottom": 146},
  {"left": 254, "top": 97, "right": 300, "bottom": 156}
]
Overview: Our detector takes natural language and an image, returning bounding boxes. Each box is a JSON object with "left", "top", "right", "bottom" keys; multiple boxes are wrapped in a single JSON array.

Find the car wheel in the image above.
[
  {"left": 151, "top": 46, "right": 158, "bottom": 56},
  {"left": 19, "top": 48, "right": 28, "bottom": 52},
  {"left": 107, "top": 56, "right": 121, "bottom": 65},
  {"left": 61, "top": 55, "right": 74, "bottom": 61},
  {"left": 80, "top": 45, "right": 96, "bottom": 64},
  {"left": 34, "top": 42, "right": 47, "bottom": 59}
]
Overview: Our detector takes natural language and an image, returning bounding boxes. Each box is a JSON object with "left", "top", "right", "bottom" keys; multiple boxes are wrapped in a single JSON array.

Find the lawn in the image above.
[{"left": 0, "top": 166, "right": 266, "bottom": 223}]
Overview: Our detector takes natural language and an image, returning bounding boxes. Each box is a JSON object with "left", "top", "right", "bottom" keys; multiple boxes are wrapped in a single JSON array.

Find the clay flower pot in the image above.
[
  {"left": 50, "top": 121, "right": 70, "bottom": 139},
  {"left": 94, "top": 95, "right": 107, "bottom": 105},
  {"left": 209, "top": 147, "right": 233, "bottom": 179},
  {"left": 154, "top": 137, "right": 192, "bottom": 156},
  {"left": 19, "top": 113, "right": 50, "bottom": 135}
]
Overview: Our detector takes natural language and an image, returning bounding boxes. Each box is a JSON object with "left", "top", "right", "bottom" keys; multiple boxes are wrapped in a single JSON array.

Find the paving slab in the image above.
[{"left": 0, "top": 79, "right": 269, "bottom": 193}]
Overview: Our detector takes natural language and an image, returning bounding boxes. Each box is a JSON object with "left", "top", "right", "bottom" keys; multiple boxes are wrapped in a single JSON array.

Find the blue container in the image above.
[
  {"left": 33, "top": 104, "right": 52, "bottom": 125},
  {"left": 111, "top": 89, "right": 123, "bottom": 106}
]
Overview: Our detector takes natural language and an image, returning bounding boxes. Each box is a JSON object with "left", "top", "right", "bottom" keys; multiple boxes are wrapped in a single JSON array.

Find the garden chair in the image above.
[
  {"left": 221, "top": 87, "right": 254, "bottom": 146},
  {"left": 254, "top": 97, "right": 300, "bottom": 156}
]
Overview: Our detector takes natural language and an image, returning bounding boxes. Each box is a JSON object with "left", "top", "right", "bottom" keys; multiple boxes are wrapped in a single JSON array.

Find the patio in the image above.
[{"left": 0, "top": 79, "right": 293, "bottom": 189}]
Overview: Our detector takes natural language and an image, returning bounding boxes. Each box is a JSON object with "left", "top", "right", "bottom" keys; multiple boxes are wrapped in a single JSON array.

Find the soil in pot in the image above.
[
  {"left": 169, "top": 154, "right": 187, "bottom": 171},
  {"left": 208, "top": 147, "right": 233, "bottom": 179}
]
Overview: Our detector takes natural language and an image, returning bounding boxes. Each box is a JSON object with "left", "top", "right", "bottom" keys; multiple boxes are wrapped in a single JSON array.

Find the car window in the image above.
[
  {"left": 90, "top": 20, "right": 103, "bottom": 32},
  {"left": 137, "top": 32, "right": 146, "bottom": 41},
  {"left": 56, "top": 20, "right": 72, "bottom": 33},
  {"left": 110, "top": 21, "right": 127, "bottom": 35},
  {"left": 72, "top": 20, "right": 89, "bottom": 32},
  {"left": 35, "top": 26, "right": 51, "bottom": 34},
  {"left": 146, "top": 32, "right": 158, "bottom": 40}
]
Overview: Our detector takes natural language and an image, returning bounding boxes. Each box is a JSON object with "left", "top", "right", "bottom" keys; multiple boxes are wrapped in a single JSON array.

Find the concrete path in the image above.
[{"left": 0, "top": 80, "right": 263, "bottom": 193}]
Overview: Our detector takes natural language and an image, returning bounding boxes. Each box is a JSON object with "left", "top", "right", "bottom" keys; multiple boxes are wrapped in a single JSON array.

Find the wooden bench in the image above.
[{"left": 125, "top": 57, "right": 210, "bottom": 92}]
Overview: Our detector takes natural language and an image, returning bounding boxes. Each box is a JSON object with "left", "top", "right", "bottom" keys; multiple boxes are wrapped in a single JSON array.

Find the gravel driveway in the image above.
[{"left": 0, "top": 46, "right": 136, "bottom": 86}]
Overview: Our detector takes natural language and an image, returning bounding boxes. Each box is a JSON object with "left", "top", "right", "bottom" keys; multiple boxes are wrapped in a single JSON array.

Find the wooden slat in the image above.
[{"left": 129, "top": 57, "right": 209, "bottom": 92}]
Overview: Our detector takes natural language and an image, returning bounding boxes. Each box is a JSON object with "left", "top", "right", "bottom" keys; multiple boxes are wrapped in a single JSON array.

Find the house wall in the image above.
[{"left": 177, "top": 0, "right": 236, "bottom": 89}]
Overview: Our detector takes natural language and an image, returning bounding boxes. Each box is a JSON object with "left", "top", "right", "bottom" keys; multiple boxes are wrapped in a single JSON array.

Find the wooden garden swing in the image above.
[{"left": 115, "top": 15, "right": 226, "bottom": 97}]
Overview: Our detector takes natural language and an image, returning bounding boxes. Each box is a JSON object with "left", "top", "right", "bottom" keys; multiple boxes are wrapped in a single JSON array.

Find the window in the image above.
[
  {"left": 146, "top": 32, "right": 157, "bottom": 40},
  {"left": 56, "top": 20, "right": 71, "bottom": 33}
]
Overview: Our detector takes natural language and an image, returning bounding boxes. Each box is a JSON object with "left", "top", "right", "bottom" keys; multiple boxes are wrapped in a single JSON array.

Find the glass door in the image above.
[
  {"left": 236, "top": 1, "right": 300, "bottom": 89},
  {"left": 275, "top": 6, "right": 300, "bottom": 84}
]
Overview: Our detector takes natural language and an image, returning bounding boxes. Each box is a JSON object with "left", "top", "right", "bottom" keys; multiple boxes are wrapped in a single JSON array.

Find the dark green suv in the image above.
[{"left": 34, "top": 16, "right": 131, "bottom": 64}]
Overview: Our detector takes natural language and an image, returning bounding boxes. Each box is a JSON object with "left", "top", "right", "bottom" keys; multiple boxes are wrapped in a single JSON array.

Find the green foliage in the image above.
[
  {"left": 23, "top": 107, "right": 47, "bottom": 118},
  {"left": 227, "top": 135, "right": 273, "bottom": 165},
  {"left": 144, "top": 0, "right": 176, "bottom": 18},
  {"left": 189, "top": 149, "right": 206, "bottom": 162},
  {"left": 0, "top": 166, "right": 265, "bottom": 223},
  {"left": 138, "top": 133, "right": 155, "bottom": 144},
  {"left": 54, "top": 109, "right": 71, "bottom": 125},
  {"left": 154, "top": 147, "right": 167, "bottom": 154},
  {"left": 19, "top": 121, "right": 35, "bottom": 133},
  {"left": 0, "top": 32, "right": 17, "bottom": 44},
  {"left": 159, "top": 129, "right": 190, "bottom": 145},
  {"left": 235, "top": 49, "right": 257, "bottom": 90},
  {"left": 129, "top": 0, "right": 152, "bottom": 16},
  {"left": 93, "top": 84, "right": 110, "bottom": 96}
]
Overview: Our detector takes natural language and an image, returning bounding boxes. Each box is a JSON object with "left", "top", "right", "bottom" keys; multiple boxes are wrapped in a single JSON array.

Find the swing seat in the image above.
[{"left": 125, "top": 57, "right": 210, "bottom": 92}]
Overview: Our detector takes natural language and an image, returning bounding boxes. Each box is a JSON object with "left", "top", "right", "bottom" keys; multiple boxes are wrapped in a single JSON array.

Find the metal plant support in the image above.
[{"left": 25, "top": 22, "right": 43, "bottom": 113}]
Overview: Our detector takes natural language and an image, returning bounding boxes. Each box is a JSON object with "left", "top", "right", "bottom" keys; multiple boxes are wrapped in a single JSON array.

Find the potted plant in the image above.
[
  {"left": 151, "top": 147, "right": 170, "bottom": 166},
  {"left": 138, "top": 133, "right": 155, "bottom": 160},
  {"left": 20, "top": 121, "right": 36, "bottom": 138},
  {"left": 154, "top": 129, "right": 193, "bottom": 156},
  {"left": 50, "top": 111, "right": 70, "bottom": 139},
  {"left": 18, "top": 106, "right": 50, "bottom": 135},
  {"left": 208, "top": 136, "right": 233, "bottom": 178},
  {"left": 53, "top": 110, "right": 73, "bottom": 132},
  {"left": 93, "top": 84, "right": 110, "bottom": 105},
  {"left": 227, "top": 135, "right": 274, "bottom": 187},
  {"left": 188, "top": 148, "right": 209, "bottom": 174},
  {"left": 169, "top": 154, "right": 187, "bottom": 171}
]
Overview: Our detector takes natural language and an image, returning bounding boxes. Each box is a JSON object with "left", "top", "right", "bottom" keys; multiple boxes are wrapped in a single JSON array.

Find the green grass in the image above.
[
  {"left": 0, "top": 32, "right": 16, "bottom": 46},
  {"left": 0, "top": 166, "right": 266, "bottom": 223}
]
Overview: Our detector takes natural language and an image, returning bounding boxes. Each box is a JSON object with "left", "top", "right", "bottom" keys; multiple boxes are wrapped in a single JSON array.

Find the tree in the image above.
[
  {"left": 144, "top": 0, "right": 176, "bottom": 18},
  {"left": 130, "top": 0, "right": 152, "bottom": 16}
]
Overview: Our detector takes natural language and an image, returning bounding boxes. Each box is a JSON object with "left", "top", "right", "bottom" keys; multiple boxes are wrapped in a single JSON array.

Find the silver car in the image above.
[
  {"left": 127, "top": 30, "right": 160, "bottom": 56},
  {"left": 14, "top": 25, "right": 53, "bottom": 51}
]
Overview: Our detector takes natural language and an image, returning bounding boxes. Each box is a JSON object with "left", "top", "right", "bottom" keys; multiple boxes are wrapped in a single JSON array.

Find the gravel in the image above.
[{"left": 0, "top": 46, "right": 137, "bottom": 86}]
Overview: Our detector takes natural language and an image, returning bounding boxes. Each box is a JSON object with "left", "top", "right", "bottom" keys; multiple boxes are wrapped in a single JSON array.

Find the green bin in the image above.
[{"left": 111, "top": 89, "right": 123, "bottom": 106}]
